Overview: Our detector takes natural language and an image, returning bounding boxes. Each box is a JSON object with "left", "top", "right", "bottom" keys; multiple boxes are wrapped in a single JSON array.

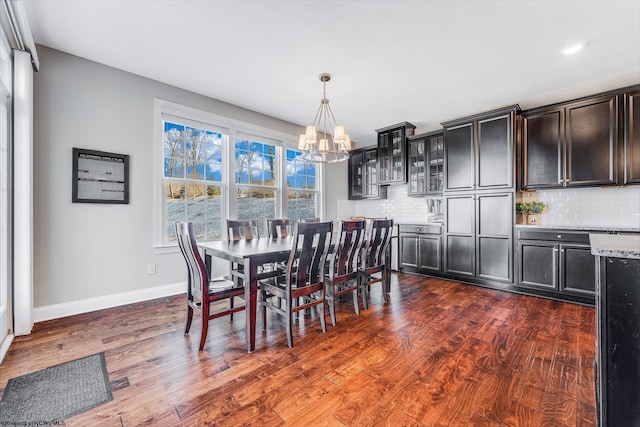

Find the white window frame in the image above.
[{"left": 154, "top": 99, "right": 322, "bottom": 251}]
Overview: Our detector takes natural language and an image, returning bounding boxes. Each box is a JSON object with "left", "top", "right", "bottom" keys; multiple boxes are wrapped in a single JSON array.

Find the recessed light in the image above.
[{"left": 561, "top": 44, "right": 584, "bottom": 55}]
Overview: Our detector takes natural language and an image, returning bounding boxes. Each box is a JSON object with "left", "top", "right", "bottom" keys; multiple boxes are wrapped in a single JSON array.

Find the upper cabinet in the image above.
[
  {"left": 623, "top": 88, "right": 640, "bottom": 185},
  {"left": 376, "top": 122, "right": 416, "bottom": 185},
  {"left": 348, "top": 147, "right": 387, "bottom": 200},
  {"left": 407, "top": 131, "right": 444, "bottom": 196},
  {"left": 443, "top": 106, "right": 519, "bottom": 192},
  {"left": 522, "top": 93, "right": 619, "bottom": 189}
]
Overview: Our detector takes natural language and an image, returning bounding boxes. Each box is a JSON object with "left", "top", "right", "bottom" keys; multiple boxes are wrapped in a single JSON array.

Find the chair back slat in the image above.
[
  {"left": 332, "top": 220, "right": 366, "bottom": 278},
  {"left": 227, "top": 219, "right": 259, "bottom": 241},
  {"left": 287, "top": 221, "right": 333, "bottom": 289},
  {"left": 175, "top": 221, "right": 208, "bottom": 301},
  {"left": 362, "top": 219, "right": 394, "bottom": 270},
  {"left": 267, "top": 218, "right": 292, "bottom": 238}
]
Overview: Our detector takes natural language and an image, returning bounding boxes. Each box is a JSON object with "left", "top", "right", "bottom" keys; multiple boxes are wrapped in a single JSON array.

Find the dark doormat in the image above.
[{"left": 0, "top": 352, "right": 113, "bottom": 425}]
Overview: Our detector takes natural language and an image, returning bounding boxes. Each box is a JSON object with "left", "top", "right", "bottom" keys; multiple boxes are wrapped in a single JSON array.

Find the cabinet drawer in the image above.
[
  {"left": 399, "top": 224, "right": 442, "bottom": 235},
  {"left": 517, "top": 229, "right": 590, "bottom": 244}
]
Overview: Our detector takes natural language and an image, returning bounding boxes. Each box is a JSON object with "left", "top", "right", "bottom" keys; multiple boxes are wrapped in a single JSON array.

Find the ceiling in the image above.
[{"left": 21, "top": 0, "right": 640, "bottom": 146}]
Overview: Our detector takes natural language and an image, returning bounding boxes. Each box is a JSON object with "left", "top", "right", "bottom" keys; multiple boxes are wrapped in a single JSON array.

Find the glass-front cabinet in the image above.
[
  {"left": 407, "top": 131, "right": 444, "bottom": 196},
  {"left": 376, "top": 122, "right": 416, "bottom": 185},
  {"left": 348, "top": 147, "right": 387, "bottom": 200}
]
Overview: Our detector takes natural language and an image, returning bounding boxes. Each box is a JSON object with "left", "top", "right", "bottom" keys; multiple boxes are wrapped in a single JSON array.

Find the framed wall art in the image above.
[{"left": 72, "top": 148, "right": 129, "bottom": 204}]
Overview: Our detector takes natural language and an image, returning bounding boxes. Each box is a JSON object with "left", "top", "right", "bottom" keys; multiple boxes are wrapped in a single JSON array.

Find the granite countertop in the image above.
[
  {"left": 590, "top": 234, "right": 640, "bottom": 259},
  {"left": 516, "top": 224, "right": 640, "bottom": 233}
]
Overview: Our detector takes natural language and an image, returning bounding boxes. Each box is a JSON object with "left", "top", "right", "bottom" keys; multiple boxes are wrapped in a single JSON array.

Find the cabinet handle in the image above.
[
  {"left": 554, "top": 248, "right": 559, "bottom": 252},
  {"left": 560, "top": 249, "right": 565, "bottom": 253}
]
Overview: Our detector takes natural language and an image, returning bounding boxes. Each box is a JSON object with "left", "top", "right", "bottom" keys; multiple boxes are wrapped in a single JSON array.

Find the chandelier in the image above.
[{"left": 298, "top": 73, "right": 351, "bottom": 163}]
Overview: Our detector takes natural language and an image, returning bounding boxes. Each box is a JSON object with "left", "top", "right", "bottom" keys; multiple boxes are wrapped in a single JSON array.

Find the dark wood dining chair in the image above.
[
  {"left": 359, "top": 218, "right": 394, "bottom": 310},
  {"left": 298, "top": 217, "right": 320, "bottom": 223},
  {"left": 260, "top": 221, "right": 333, "bottom": 348},
  {"left": 227, "top": 219, "right": 259, "bottom": 241},
  {"left": 226, "top": 219, "right": 282, "bottom": 286},
  {"left": 175, "top": 221, "right": 245, "bottom": 351},
  {"left": 325, "top": 220, "right": 366, "bottom": 326},
  {"left": 267, "top": 218, "right": 292, "bottom": 238}
]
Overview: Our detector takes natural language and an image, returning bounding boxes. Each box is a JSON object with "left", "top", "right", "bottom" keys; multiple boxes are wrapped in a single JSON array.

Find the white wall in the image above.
[{"left": 32, "top": 46, "right": 344, "bottom": 317}]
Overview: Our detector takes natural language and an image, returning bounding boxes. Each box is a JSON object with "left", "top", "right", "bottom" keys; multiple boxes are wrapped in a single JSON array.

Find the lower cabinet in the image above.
[
  {"left": 516, "top": 228, "right": 596, "bottom": 303},
  {"left": 399, "top": 224, "right": 443, "bottom": 274}
]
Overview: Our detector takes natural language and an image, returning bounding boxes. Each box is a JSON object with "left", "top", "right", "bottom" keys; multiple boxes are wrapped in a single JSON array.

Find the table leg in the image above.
[{"left": 245, "top": 257, "right": 258, "bottom": 353}]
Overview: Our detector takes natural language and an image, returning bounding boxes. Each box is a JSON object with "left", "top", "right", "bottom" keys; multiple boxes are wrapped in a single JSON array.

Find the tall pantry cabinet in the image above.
[{"left": 442, "top": 105, "right": 519, "bottom": 286}]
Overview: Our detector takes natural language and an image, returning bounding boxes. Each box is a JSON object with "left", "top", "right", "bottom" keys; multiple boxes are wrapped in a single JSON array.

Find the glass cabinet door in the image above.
[
  {"left": 428, "top": 134, "right": 444, "bottom": 193},
  {"left": 408, "top": 137, "right": 426, "bottom": 195},
  {"left": 364, "top": 150, "right": 379, "bottom": 197},
  {"left": 350, "top": 151, "right": 363, "bottom": 199},
  {"left": 391, "top": 129, "right": 404, "bottom": 182},
  {"left": 378, "top": 132, "right": 391, "bottom": 183}
]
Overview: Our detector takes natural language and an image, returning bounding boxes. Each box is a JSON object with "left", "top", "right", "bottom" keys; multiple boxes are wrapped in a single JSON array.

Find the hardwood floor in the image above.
[{"left": 0, "top": 273, "right": 597, "bottom": 426}]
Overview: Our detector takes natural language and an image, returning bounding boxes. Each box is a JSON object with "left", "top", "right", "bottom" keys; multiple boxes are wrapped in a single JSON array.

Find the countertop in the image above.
[
  {"left": 590, "top": 234, "right": 640, "bottom": 259},
  {"left": 516, "top": 224, "right": 640, "bottom": 233}
]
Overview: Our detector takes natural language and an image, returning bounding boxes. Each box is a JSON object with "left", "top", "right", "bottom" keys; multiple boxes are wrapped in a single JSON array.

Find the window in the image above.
[
  {"left": 162, "top": 118, "right": 226, "bottom": 242},
  {"left": 235, "top": 136, "right": 278, "bottom": 236},
  {"left": 155, "top": 99, "right": 323, "bottom": 247},
  {"left": 286, "top": 149, "right": 318, "bottom": 222}
]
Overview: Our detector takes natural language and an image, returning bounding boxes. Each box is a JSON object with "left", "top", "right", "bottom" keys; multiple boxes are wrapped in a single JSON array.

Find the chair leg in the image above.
[
  {"left": 198, "top": 318, "right": 209, "bottom": 351},
  {"left": 286, "top": 298, "right": 294, "bottom": 348},
  {"left": 328, "top": 295, "right": 337, "bottom": 327},
  {"left": 359, "top": 274, "right": 369, "bottom": 310},
  {"left": 319, "top": 295, "right": 327, "bottom": 333},
  {"left": 185, "top": 305, "right": 194, "bottom": 334},
  {"left": 352, "top": 289, "right": 360, "bottom": 315},
  {"left": 229, "top": 297, "right": 235, "bottom": 322}
]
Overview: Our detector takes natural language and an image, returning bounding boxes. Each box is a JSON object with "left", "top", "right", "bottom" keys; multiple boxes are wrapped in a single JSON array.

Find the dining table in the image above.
[{"left": 199, "top": 235, "right": 391, "bottom": 353}]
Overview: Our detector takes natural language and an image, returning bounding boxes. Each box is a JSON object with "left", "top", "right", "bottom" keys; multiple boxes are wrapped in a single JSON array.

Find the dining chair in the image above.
[
  {"left": 267, "top": 218, "right": 292, "bottom": 238},
  {"left": 227, "top": 219, "right": 259, "bottom": 241},
  {"left": 175, "top": 221, "right": 245, "bottom": 351},
  {"left": 298, "top": 217, "right": 320, "bottom": 223},
  {"left": 260, "top": 221, "right": 333, "bottom": 348},
  {"left": 227, "top": 218, "right": 286, "bottom": 281},
  {"left": 325, "top": 220, "right": 366, "bottom": 326},
  {"left": 359, "top": 218, "right": 394, "bottom": 310},
  {"left": 226, "top": 219, "right": 264, "bottom": 285}
]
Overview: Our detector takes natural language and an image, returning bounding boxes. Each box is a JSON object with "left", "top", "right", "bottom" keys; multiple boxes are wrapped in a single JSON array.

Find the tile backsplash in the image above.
[
  {"left": 521, "top": 186, "right": 640, "bottom": 229},
  {"left": 337, "top": 185, "right": 640, "bottom": 229},
  {"left": 337, "top": 186, "right": 430, "bottom": 223}
]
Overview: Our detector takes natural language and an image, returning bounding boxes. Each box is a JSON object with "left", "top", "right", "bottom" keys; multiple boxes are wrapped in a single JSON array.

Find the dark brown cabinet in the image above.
[
  {"left": 444, "top": 192, "right": 513, "bottom": 283},
  {"left": 376, "top": 122, "right": 415, "bottom": 185},
  {"left": 522, "top": 94, "right": 619, "bottom": 189},
  {"left": 399, "top": 224, "right": 443, "bottom": 273},
  {"left": 407, "top": 131, "right": 444, "bottom": 196},
  {"left": 516, "top": 229, "right": 596, "bottom": 304},
  {"left": 348, "top": 147, "right": 386, "bottom": 200},
  {"left": 623, "top": 88, "right": 640, "bottom": 184},
  {"left": 443, "top": 106, "right": 518, "bottom": 192}
]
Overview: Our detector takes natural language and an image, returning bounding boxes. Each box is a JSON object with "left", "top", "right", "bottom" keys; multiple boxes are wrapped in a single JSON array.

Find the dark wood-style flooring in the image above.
[{"left": 0, "top": 273, "right": 597, "bottom": 426}]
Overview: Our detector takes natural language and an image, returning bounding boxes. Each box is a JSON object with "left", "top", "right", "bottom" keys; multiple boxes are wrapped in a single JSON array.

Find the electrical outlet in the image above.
[{"left": 147, "top": 263, "right": 156, "bottom": 275}]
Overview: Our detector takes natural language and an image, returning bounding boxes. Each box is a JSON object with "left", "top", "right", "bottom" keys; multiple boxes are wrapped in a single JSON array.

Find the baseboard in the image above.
[
  {"left": 33, "top": 282, "right": 186, "bottom": 323},
  {"left": 0, "top": 333, "right": 14, "bottom": 364}
]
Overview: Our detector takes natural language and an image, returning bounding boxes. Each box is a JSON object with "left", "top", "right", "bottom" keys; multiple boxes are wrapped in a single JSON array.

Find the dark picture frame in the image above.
[{"left": 72, "top": 148, "right": 129, "bottom": 204}]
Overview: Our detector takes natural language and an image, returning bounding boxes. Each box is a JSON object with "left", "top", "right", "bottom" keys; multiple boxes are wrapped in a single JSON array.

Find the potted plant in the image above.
[{"left": 523, "top": 201, "right": 545, "bottom": 224}]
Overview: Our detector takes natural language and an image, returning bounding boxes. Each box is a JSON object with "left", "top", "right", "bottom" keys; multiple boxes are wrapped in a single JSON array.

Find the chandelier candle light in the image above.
[{"left": 298, "top": 73, "right": 351, "bottom": 163}]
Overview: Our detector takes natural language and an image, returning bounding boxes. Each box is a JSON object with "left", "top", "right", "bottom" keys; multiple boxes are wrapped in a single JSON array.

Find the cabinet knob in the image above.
[{"left": 557, "top": 235, "right": 562, "bottom": 239}]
